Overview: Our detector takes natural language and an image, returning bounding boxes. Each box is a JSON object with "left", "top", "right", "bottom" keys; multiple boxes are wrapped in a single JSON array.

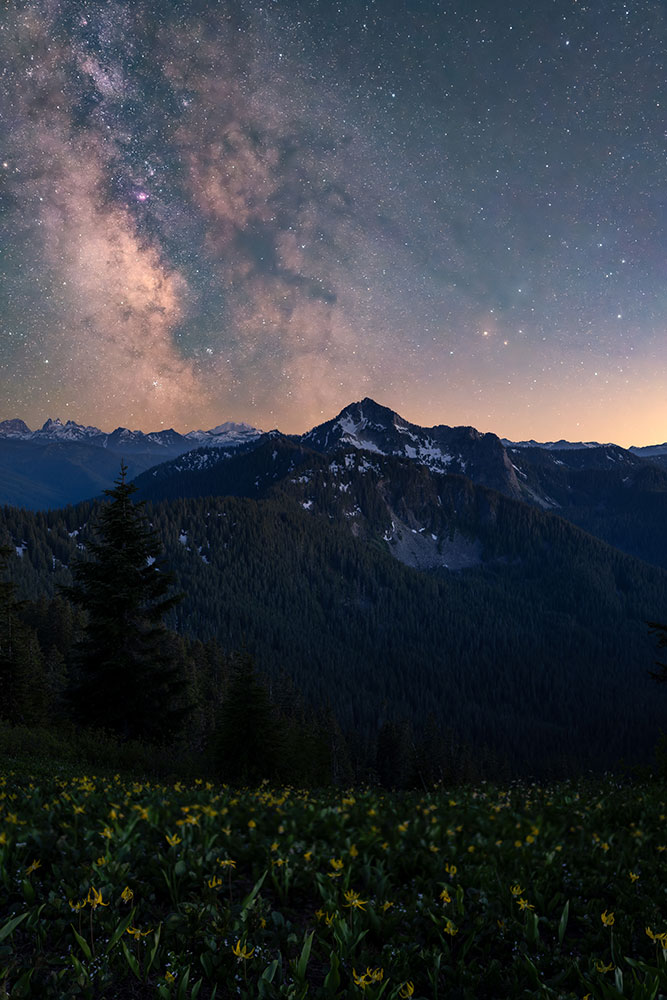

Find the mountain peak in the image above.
[
  {"left": 0, "top": 418, "right": 32, "bottom": 438},
  {"left": 34, "top": 418, "right": 104, "bottom": 440}
]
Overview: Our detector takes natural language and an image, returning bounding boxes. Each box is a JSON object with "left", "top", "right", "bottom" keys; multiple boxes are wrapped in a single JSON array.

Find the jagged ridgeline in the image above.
[{"left": 3, "top": 420, "right": 667, "bottom": 778}]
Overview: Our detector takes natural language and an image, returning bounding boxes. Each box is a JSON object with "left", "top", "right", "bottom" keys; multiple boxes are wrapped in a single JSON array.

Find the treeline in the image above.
[{"left": 0, "top": 584, "right": 503, "bottom": 788}]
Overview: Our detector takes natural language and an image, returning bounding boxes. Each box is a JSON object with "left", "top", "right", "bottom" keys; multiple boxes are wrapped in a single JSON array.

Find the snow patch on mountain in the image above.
[{"left": 383, "top": 515, "right": 482, "bottom": 571}]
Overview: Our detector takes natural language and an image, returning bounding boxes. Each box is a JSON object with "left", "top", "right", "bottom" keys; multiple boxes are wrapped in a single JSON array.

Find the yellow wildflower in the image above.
[
  {"left": 595, "top": 960, "right": 614, "bottom": 973},
  {"left": 629, "top": 871, "right": 639, "bottom": 882},
  {"left": 87, "top": 886, "right": 109, "bottom": 909},
  {"left": 352, "top": 968, "right": 369, "bottom": 989},
  {"left": 445, "top": 863, "right": 457, "bottom": 875},
  {"left": 304, "top": 850, "right": 313, "bottom": 862},
  {"left": 440, "top": 889, "right": 451, "bottom": 904},
  {"left": 126, "top": 925, "right": 152, "bottom": 941},
  {"left": 165, "top": 833, "right": 181, "bottom": 847},
  {"left": 217, "top": 858, "right": 236, "bottom": 869},
  {"left": 232, "top": 940, "right": 255, "bottom": 960},
  {"left": 349, "top": 844, "right": 359, "bottom": 858},
  {"left": 207, "top": 876, "right": 223, "bottom": 889},
  {"left": 601, "top": 910, "right": 614, "bottom": 926},
  {"left": 510, "top": 883, "right": 525, "bottom": 896},
  {"left": 399, "top": 983, "right": 415, "bottom": 998},
  {"left": 121, "top": 886, "right": 134, "bottom": 902},
  {"left": 343, "top": 889, "right": 367, "bottom": 910},
  {"left": 247, "top": 819, "right": 256, "bottom": 829},
  {"left": 25, "top": 859, "right": 41, "bottom": 875},
  {"left": 444, "top": 918, "right": 458, "bottom": 936},
  {"left": 516, "top": 898, "right": 534, "bottom": 911}
]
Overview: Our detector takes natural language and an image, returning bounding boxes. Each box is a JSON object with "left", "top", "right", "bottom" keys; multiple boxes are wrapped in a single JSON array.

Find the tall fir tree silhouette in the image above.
[
  {"left": 0, "top": 544, "right": 47, "bottom": 724},
  {"left": 648, "top": 621, "right": 667, "bottom": 683},
  {"left": 65, "top": 463, "right": 185, "bottom": 742}
]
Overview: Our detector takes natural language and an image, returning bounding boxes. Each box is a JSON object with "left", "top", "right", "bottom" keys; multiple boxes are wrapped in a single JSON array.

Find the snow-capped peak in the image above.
[
  {"left": 185, "top": 421, "right": 262, "bottom": 446},
  {"left": 33, "top": 418, "right": 103, "bottom": 441}
]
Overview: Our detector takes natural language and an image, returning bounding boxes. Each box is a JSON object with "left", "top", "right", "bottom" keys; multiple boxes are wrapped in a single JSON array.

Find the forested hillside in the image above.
[{"left": 2, "top": 452, "right": 666, "bottom": 779}]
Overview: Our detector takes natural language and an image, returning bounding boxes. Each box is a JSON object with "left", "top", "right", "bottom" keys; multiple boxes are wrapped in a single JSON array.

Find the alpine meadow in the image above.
[{"left": 2, "top": 0, "right": 667, "bottom": 994}]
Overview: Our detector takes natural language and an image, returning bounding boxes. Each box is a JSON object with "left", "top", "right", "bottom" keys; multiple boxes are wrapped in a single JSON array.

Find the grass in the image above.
[{"left": 1, "top": 769, "right": 667, "bottom": 998}]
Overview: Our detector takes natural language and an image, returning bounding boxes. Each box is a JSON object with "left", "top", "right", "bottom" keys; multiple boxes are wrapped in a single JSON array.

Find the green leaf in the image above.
[
  {"left": 106, "top": 907, "right": 136, "bottom": 954},
  {"left": 525, "top": 910, "right": 539, "bottom": 947},
  {"left": 260, "top": 959, "right": 280, "bottom": 983},
  {"left": 70, "top": 952, "right": 87, "bottom": 981},
  {"left": 146, "top": 923, "right": 162, "bottom": 975},
  {"left": 122, "top": 940, "right": 141, "bottom": 980},
  {"left": 558, "top": 899, "right": 569, "bottom": 945},
  {"left": 0, "top": 912, "right": 27, "bottom": 943},
  {"left": 21, "top": 880, "right": 35, "bottom": 904},
  {"left": 323, "top": 951, "right": 340, "bottom": 993},
  {"left": 9, "top": 968, "right": 34, "bottom": 998},
  {"left": 240, "top": 869, "right": 268, "bottom": 919},
  {"left": 70, "top": 924, "right": 93, "bottom": 962},
  {"left": 200, "top": 951, "right": 214, "bottom": 978},
  {"left": 295, "top": 930, "right": 314, "bottom": 982},
  {"left": 176, "top": 965, "right": 191, "bottom": 1000}
]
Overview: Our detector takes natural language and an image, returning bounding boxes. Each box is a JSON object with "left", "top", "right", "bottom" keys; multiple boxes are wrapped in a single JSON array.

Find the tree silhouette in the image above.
[
  {"left": 647, "top": 621, "right": 667, "bottom": 683},
  {"left": 0, "top": 544, "right": 47, "bottom": 724},
  {"left": 64, "top": 464, "right": 185, "bottom": 742},
  {"left": 214, "top": 650, "right": 279, "bottom": 784}
]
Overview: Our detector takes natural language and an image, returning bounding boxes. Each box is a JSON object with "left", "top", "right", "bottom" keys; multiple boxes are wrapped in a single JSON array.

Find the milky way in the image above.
[{"left": 0, "top": 0, "right": 665, "bottom": 444}]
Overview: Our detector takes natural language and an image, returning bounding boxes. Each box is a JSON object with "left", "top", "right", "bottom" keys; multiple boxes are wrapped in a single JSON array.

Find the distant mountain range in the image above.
[{"left": 0, "top": 417, "right": 261, "bottom": 509}]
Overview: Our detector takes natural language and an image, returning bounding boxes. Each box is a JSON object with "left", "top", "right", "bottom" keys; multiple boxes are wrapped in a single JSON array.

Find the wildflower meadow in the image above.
[{"left": 1, "top": 770, "right": 667, "bottom": 998}]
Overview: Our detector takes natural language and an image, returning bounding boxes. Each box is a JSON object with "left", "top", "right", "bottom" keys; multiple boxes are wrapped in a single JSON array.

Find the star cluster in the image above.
[{"left": 0, "top": 0, "right": 664, "bottom": 444}]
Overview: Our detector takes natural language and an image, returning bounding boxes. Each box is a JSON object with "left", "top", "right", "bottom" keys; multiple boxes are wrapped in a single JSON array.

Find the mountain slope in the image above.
[
  {"left": 4, "top": 437, "right": 667, "bottom": 776},
  {"left": 302, "top": 397, "right": 525, "bottom": 499}
]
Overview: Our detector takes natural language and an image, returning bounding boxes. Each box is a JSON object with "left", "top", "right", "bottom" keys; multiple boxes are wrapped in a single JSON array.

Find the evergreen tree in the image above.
[
  {"left": 64, "top": 464, "right": 186, "bottom": 742},
  {"left": 0, "top": 544, "right": 20, "bottom": 720},
  {"left": 647, "top": 621, "right": 667, "bottom": 683},
  {"left": 214, "top": 651, "right": 279, "bottom": 784},
  {"left": 0, "top": 545, "right": 48, "bottom": 724}
]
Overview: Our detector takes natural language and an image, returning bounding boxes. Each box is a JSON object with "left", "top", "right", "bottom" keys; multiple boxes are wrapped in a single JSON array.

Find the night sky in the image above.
[{"left": 1, "top": 0, "right": 665, "bottom": 446}]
